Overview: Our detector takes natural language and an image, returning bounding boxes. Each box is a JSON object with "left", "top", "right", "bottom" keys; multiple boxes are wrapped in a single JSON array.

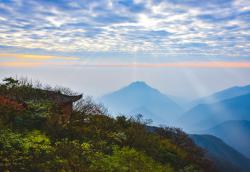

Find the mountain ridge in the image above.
[
  {"left": 191, "top": 84, "right": 250, "bottom": 106},
  {"left": 178, "top": 93, "right": 250, "bottom": 131},
  {"left": 190, "top": 134, "right": 250, "bottom": 172},
  {"left": 203, "top": 120, "right": 250, "bottom": 158}
]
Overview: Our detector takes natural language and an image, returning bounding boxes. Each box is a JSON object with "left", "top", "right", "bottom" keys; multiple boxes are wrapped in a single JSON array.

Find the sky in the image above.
[{"left": 0, "top": 0, "right": 250, "bottom": 99}]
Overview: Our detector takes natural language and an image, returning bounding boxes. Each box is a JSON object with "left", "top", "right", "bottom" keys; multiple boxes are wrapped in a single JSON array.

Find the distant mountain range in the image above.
[
  {"left": 99, "top": 81, "right": 183, "bottom": 125},
  {"left": 203, "top": 120, "right": 250, "bottom": 158},
  {"left": 190, "top": 134, "right": 250, "bottom": 172},
  {"left": 178, "top": 93, "right": 250, "bottom": 131},
  {"left": 179, "top": 85, "right": 250, "bottom": 158},
  {"left": 191, "top": 84, "right": 250, "bottom": 106}
]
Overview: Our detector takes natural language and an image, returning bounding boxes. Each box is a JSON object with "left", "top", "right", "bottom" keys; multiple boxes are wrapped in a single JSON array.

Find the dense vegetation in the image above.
[{"left": 0, "top": 77, "right": 215, "bottom": 172}]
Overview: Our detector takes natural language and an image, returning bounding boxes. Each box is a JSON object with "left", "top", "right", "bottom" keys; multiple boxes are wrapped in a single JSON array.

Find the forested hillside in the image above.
[{"left": 0, "top": 77, "right": 215, "bottom": 172}]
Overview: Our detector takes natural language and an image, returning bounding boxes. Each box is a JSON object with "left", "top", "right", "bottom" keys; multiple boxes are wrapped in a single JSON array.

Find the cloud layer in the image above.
[{"left": 0, "top": 0, "right": 249, "bottom": 61}]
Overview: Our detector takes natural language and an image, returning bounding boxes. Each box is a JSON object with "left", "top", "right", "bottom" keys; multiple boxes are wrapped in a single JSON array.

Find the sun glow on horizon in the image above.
[
  {"left": 1, "top": 59, "right": 250, "bottom": 68},
  {"left": 0, "top": 53, "right": 80, "bottom": 60}
]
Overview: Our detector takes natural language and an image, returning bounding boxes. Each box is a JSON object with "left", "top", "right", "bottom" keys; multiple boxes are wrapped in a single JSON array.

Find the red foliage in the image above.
[{"left": 0, "top": 96, "right": 26, "bottom": 111}]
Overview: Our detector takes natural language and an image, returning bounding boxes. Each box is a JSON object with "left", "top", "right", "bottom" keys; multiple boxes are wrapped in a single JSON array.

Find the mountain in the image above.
[
  {"left": 178, "top": 93, "right": 250, "bottom": 131},
  {"left": 99, "top": 81, "right": 183, "bottom": 125},
  {"left": 190, "top": 134, "right": 250, "bottom": 172},
  {"left": 168, "top": 95, "right": 191, "bottom": 110},
  {"left": 204, "top": 120, "right": 250, "bottom": 158},
  {"left": 129, "top": 106, "right": 155, "bottom": 122},
  {"left": 191, "top": 84, "right": 250, "bottom": 106}
]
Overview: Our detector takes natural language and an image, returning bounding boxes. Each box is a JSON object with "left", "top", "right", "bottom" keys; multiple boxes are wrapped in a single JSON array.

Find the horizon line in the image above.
[{"left": 1, "top": 61, "right": 250, "bottom": 68}]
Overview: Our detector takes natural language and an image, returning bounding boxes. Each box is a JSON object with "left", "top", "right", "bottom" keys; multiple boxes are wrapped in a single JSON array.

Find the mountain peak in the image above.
[
  {"left": 125, "top": 81, "right": 155, "bottom": 91},
  {"left": 100, "top": 80, "right": 183, "bottom": 125},
  {"left": 129, "top": 81, "right": 148, "bottom": 86}
]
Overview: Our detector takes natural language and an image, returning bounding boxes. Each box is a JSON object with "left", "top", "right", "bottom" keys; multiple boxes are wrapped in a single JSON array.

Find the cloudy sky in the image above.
[{"left": 0, "top": 0, "right": 250, "bottom": 99}]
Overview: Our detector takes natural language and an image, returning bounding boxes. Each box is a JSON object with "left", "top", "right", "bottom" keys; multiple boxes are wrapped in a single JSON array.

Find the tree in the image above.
[{"left": 2, "top": 77, "right": 19, "bottom": 89}]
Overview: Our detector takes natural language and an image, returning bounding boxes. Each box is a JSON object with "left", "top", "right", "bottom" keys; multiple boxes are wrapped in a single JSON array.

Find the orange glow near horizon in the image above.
[
  {"left": 1, "top": 61, "right": 250, "bottom": 68},
  {"left": 0, "top": 53, "right": 79, "bottom": 60},
  {"left": 87, "top": 61, "right": 250, "bottom": 68},
  {"left": 0, "top": 62, "right": 42, "bottom": 67}
]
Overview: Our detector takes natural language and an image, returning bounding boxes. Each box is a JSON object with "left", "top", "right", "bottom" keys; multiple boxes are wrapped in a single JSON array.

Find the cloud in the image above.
[{"left": 0, "top": 0, "right": 249, "bottom": 61}]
